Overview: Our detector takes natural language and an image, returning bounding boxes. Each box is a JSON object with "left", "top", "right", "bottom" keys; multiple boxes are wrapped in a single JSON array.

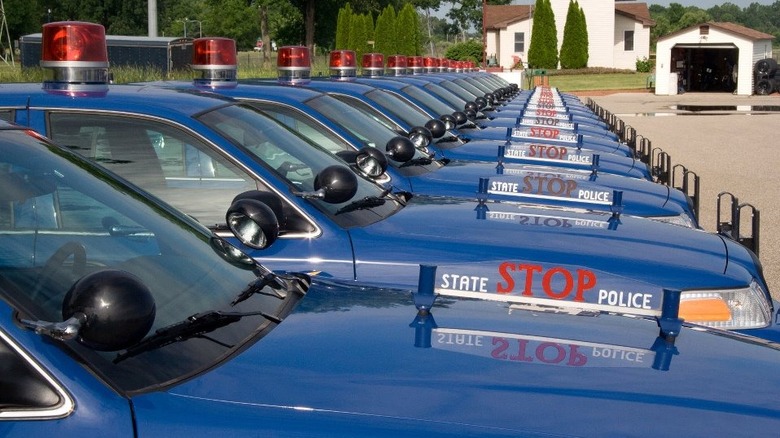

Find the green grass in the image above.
[
  {"left": 0, "top": 52, "right": 651, "bottom": 92},
  {"left": 548, "top": 72, "right": 649, "bottom": 91}
]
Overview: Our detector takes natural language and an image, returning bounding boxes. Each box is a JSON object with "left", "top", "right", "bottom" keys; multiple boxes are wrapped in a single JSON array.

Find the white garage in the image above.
[{"left": 654, "top": 22, "right": 774, "bottom": 96}]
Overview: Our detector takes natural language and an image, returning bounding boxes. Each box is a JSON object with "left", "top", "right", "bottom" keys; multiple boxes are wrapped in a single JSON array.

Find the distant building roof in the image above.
[
  {"left": 658, "top": 21, "right": 775, "bottom": 42},
  {"left": 485, "top": 3, "right": 654, "bottom": 29},
  {"left": 615, "top": 3, "right": 655, "bottom": 26},
  {"left": 484, "top": 5, "right": 532, "bottom": 30}
]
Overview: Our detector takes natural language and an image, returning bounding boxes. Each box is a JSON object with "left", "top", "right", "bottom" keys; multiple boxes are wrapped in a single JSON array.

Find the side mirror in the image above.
[
  {"left": 313, "top": 165, "right": 359, "bottom": 204},
  {"left": 385, "top": 136, "right": 416, "bottom": 162},
  {"left": 408, "top": 126, "right": 433, "bottom": 149},
  {"left": 439, "top": 114, "right": 456, "bottom": 130},
  {"left": 226, "top": 196, "right": 280, "bottom": 250},
  {"left": 452, "top": 111, "right": 468, "bottom": 126},
  {"left": 21, "top": 270, "right": 156, "bottom": 352},
  {"left": 354, "top": 147, "right": 388, "bottom": 178},
  {"left": 20, "top": 269, "right": 154, "bottom": 352},
  {"left": 336, "top": 148, "right": 387, "bottom": 178},
  {"left": 424, "top": 119, "right": 446, "bottom": 139}
]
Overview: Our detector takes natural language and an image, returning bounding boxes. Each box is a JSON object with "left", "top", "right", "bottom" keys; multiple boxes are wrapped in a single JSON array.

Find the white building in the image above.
[
  {"left": 654, "top": 22, "right": 774, "bottom": 96},
  {"left": 484, "top": 0, "right": 654, "bottom": 71}
]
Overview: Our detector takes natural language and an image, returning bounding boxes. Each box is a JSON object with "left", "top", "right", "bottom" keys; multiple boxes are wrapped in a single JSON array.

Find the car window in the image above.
[
  {"left": 326, "top": 94, "right": 404, "bottom": 133},
  {"left": 47, "top": 112, "right": 262, "bottom": 229},
  {"left": 400, "top": 85, "right": 457, "bottom": 116},
  {"left": 252, "top": 103, "right": 352, "bottom": 154},
  {"left": 363, "top": 89, "right": 432, "bottom": 128}
]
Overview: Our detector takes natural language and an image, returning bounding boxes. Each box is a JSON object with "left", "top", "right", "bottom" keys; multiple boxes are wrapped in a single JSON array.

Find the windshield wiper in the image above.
[
  {"left": 399, "top": 156, "right": 434, "bottom": 167},
  {"left": 435, "top": 135, "right": 463, "bottom": 144},
  {"left": 114, "top": 309, "right": 280, "bottom": 363},
  {"left": 335, "top": 195, "right": 386, "bottom": 215},
  {"left": 231, "top": 271, "right": 288, "bottom": 306}
]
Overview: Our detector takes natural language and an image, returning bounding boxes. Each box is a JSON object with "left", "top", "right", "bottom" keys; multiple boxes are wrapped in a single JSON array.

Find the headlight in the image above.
[
  {"left": 680, "top": 280, "right": 772, "bottom": 329},
  {"left": 647, "top": 213, "right": 696, "bottom": 229}
]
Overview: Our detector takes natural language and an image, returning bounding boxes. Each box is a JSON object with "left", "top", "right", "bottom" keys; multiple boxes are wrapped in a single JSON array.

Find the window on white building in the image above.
[
  {"left": 624, "top": 30, "right": 634, "bottom": 51},
  {"left": 514, "top": 32, "right": 525, "bottom": 52}
]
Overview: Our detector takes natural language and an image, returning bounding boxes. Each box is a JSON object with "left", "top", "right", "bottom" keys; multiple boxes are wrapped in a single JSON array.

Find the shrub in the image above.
[
  {"left": 445, "top": 40, "right": 483, "bottom": 64},
  {"left": 636, "top": 56, "right": 654, "bottom": 73}
]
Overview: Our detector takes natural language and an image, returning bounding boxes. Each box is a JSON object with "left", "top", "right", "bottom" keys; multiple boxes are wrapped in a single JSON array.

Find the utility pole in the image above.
[
  {"left": 0, "top": 0, "right": 13, "bottom": 66},
  {"left": 482, "top": 0, "right": 486, "bottom": 68},
  {"left": 148, "top": 0, "right": 158, "bottom": 37}
]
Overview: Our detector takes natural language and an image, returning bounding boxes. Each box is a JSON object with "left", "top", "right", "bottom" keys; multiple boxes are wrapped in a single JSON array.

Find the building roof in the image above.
[
  {"left": 484, "top": 5, "right": 532, "bottom": 30},
  {"left": 658, "top": 21, "right": 775, "bottom": 42},
  {"left": 484, "top": 3, "right": 654, "bottom": 30},
  {"left": 615, "top": 3, "right": 655, "bottom": 26}
]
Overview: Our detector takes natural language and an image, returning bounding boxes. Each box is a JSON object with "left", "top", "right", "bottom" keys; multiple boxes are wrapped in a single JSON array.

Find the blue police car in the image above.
[
  {"left": 2, "top": 124, "right": 780, "bottom": 434},
  {"left": 1, "top": 22, "right": 774, "bottom": 336},
  {"left": 142, "top": 38, "right": 696, "bottom": 227}
]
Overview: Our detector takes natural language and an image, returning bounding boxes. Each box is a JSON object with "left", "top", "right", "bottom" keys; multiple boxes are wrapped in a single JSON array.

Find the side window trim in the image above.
[{"left": 0, "top": 329, "right": 74, "bottom": 420}]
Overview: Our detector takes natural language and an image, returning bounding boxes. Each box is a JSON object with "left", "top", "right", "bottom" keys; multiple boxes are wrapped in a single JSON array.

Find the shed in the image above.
[
  {"left": 19, "top": 34, "right": 194, "bottom": 74},
  {"left": 654, "top": 22, "right": 774, "bottom": 96}
]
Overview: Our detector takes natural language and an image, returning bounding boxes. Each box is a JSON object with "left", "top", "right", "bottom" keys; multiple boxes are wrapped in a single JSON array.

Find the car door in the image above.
[{"left": 26, "top": 108, "right": 357, "bottom": 279}]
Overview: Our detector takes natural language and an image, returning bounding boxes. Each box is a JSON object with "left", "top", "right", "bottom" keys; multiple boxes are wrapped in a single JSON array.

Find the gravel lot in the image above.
[{"left": 575, "top": 90, "right": 780, "bottom": 300}]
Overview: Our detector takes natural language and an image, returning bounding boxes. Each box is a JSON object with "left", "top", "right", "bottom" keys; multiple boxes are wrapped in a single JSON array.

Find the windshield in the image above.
[
  {"left": 455, "top": 77, "right": 493, "bottom": 95},
  {"left": 400, "top": 84, "right": 458, "bottom": 116},
  {"left": 451, "top": 77, "right": 489, "bottom": 97},
  {"left": 438, "top": 80, "right": 480, "bottom": 102},
  {"left": 363, "top": 88, "right": 433, "bottom": 128},
  {"left": 423, "top": 82, "right": 469, "bottom": 109},
  {"left": 196, "top": 104, "right": 404, "bottom": 227},
  {"left": 305, "top": 95, "right": 444, "bottom": 177},
  {"left": 0, "top": 128, "right": 303, "bottom": 394}
]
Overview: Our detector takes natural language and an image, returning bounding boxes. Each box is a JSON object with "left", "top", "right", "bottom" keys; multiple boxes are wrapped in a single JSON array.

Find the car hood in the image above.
[
  {"left": 435, "top": 138, "right": 646, "bottom": 178},
  {"left": 132, "top": 285, "right": 780, "bottom": 436},
  {"left": 407, "top": 161, "right": 680, "bottom": 219},
  {"left": 346, "top": 196, "right": 756, "bottom": 301}
]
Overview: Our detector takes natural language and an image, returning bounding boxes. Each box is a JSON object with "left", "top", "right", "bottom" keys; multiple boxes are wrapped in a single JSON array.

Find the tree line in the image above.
[{"left": 3, "top": 1, "right": 779, "bottom": 57}]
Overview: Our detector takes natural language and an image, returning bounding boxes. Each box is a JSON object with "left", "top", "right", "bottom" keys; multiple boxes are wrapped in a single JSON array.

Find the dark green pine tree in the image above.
[
  {"left": 396, "top": 3, "right": 417, "bottom": 56},
  {"left": 361, "top": 13, "right": 375, "bottom": 59},
  {"left": 574, "top": 4, "right": 589, "bottom": 68},
  {"left": 560, "top": 0, "right": 580, "bottom": 69},
  {"left": 347, "top": 12, "right": 365, "bottom": 54},
  {"left": 527, "top": 0, "right": 558, "bottom": 69},
  {"left": 374, "top": 5, "right": 397, "bottom": 56},
  {"left": 335, "top": 3, "right": 353, "bottom": 50}
]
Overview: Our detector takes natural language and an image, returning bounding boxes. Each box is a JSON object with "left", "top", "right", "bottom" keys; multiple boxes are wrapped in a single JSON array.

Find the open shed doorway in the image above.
[{"left": 671, "top": 45, "right": 738, "bottom": 93}]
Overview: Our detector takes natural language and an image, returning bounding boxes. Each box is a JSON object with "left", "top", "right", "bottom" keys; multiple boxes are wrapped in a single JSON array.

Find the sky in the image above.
[{"left": 432, "top": 1, "right": 776, "bottom": 21}]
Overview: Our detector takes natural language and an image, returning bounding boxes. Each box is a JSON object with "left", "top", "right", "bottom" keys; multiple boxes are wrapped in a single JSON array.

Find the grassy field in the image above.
[
  {"left": 0, "top": 51, "right": 650, "bottom": 92},
  {"left": 547, "top": 72, "right": 649, "bottom": 91}
]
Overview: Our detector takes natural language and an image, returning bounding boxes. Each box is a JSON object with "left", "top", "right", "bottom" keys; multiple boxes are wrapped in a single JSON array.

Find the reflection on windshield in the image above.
[
  {"left": 197, "top": 104, "right": 403, "bottom": 227},
  {"left": 0, "top": 129, "right": 293, "bottom": 393},
  {"left": 307, "top": 94, "right": 398, "bottom": 148},
  {"left": 424, "top": 83, "right": 468, "bottom": 109},
  {"left": 401, "top": 85, "right": 457, "bottom": 116},
  {"left": 364, "top": 89, "right": 432, "bottom": 128}
]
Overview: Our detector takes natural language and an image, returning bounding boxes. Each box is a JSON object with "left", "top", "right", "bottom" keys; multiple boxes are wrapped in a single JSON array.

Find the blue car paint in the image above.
[
  {"left": 128, "top": 288, "right": 780, "bottom": 437},
  {"left": 147, "top": 80, "right": 692, "bottom": 224},
  {"left": 298, "top": 78, "right": 635, "bottom": 157},
  {"left": 355, "top": 76, "right": 619, "bottom": 141},
  {"left": 243, "top": 78, "right": 648, "bottom": 180},
  {"left": 389, "top": 74, "right": 613, "bottom": 132},
  {"left": 0, "top": 83, "right": 773, "bottom": 336}
]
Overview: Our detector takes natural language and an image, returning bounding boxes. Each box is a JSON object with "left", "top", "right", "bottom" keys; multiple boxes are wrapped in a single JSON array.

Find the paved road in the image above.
[{"left": 578, "top": 90, "right": 780, "bottom": 300}]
